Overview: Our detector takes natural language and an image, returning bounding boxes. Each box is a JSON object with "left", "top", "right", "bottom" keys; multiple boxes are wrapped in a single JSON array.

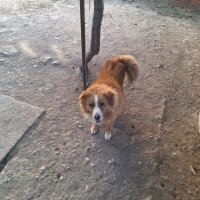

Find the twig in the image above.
[
  {"left": 198, "top": 113, "right": 200, "bottom": 134},
  {"left": 159, "top": 98, "right": 167, "bottom": 133},
  {"left": 190, "top": 165, "right": 196, "bottom": 176}
]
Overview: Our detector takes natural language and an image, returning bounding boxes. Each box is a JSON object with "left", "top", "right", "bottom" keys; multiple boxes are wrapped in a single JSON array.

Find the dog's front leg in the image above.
[
  {"left": 104, "top": 122, "right": 113, "bottom": 141},
  {"left": 90, "top": 123, "right": 98, "bottom": 135}
]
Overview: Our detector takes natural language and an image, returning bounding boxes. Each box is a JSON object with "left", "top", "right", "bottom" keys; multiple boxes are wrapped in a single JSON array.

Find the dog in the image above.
[{"left": 78, "top": 55, "right": 139, "bottom": 141}]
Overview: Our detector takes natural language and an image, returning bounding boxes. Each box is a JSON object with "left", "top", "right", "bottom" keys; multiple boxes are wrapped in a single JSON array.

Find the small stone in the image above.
[
  {"left": 85, "top": 185, "right": 89, "bottom": 192},
  {"left": 76, "top": 121, "right": 79, "bottom": 124},
  {"left": 155, "top": 137, "right": 161, "bottom": 142},
  {"left": 157, "top": 64, "right": 164, "bottom": 68},
  {"left": 65, "top": 166, "right": 72, "bottom": 171},
  {"left": 3, "top": 196, "right": 10, "bottom": 200},
  {"left": 108, "top": 158, "right": 115, "bottom": 164},
  {"left": 129, "top": 86, "right": 134, "bottom": 90},
  {"left": 91, "top": 142, "right": 96, "bottom": 147},
  {"left": 142, "top": 196, "right": 152, "bottom": 200},
  {"left": 63, "top": 195, "right": 69, "bottom": 200},
  {"left": 55, "top": 147, "right": 59, "bottom": 151},
  {"left": 25, "top": 192, "right": 35, "bottom": 200},
  {"left": 74, "top": 143, "right": 80, "bottom": 147},
  {"left": 52, "top": 60, "right": 60, "bottom": 66},
  {"left": 90, "top": 163, "right": 95, "bottom": 167},
  {"left": 0, "top": 59, "right": 4, "bottom": 65},
  {"left": 57, "top": 173, "right": 60, "bottom": 179},
  {"left": 131, "top": 137, "right": 136, "bottom": 143},
  {"left": 74, "top": 87, "right": 79, "bottom": 92},
  {"left": 85, "top": 157, "right": 90, "bottom": 161},
  {"left": 75, "top": 68, "right": 81, "bottom": 76},
  {"left": 172, "top": 152, "right": 177, "bottom": 156},
  {"left": 86, "top": 147, "right": 91, "bottom": 152},
  {"left": 78, "top": 125, "right": 84, "bottom": 129},
  {"left": 39, "top": 56, "right": 53, "bottom": 65},
  {"left": 34, "top": 175, "right": 39, "bottom": 179},
  {"left": 146, "top": 74, "right": 150, "bottom": 77},
  {"left": 56, "top": 173, "right": 63, "bottom": 180},
  {"left": 40, "top": 166, "right": 45, "bottom": 171},
  {"left": 0, "top": 45, "right": 18, "bottom": 57},
  {"left": 150, "top": 135, "right": 154, "bottom": 138}
]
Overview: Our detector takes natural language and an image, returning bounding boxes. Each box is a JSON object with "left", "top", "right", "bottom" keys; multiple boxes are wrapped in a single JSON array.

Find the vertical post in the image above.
[
  {"left": 86, "top": 0, "right": 104, "bottom": 64},
  {"left": 80, "top": 0, "right": 87, "bottom": 90}
]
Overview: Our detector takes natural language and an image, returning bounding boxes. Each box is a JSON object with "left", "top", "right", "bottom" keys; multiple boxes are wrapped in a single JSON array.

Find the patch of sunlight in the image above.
[
  {"left": 18, "top": 41, "right": 37, "bottom": 58},
  {"left": 51, "top": 44, "right": 65, "bottom": 60}
]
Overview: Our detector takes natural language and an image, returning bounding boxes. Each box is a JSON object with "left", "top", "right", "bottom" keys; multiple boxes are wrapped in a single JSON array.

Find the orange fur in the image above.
[{"left": 78, "top": 55, "right": 139, "bottom": 140}]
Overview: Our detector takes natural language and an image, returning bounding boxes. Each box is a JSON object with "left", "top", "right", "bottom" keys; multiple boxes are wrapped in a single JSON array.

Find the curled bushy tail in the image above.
[
  {"left": 114, "top": 55, "right": 139, "bottom": 83},
  {"left": 100, "top": 55, "right": 139, "bottom": 86}
]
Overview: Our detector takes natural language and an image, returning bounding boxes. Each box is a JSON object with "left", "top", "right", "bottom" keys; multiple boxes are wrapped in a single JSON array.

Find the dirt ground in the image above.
[
  {"left": 148, "top": 0, "right": 200, "bottom": 9},
  {"left": 0, "top": 0, "right": 200, "bottom": 199}
]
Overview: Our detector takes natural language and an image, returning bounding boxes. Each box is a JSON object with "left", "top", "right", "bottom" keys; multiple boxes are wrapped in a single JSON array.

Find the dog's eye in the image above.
[
  {"left": 89, "top": 103, "right": 94, "bottom": 107},
  {"left": 99, "top": 102, "right": 104, "bottom": 107}
]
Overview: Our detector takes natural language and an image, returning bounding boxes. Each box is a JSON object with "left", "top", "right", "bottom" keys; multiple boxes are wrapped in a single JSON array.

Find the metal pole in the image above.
[{"left": 80, "top": 0, "right": 87, "bottom": 90}]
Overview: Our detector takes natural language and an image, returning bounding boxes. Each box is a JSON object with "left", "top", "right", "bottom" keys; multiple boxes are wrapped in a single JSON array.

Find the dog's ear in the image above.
[
  {"left": 78, "top": 90, "right": 90, "bottom": 105},
  {"left": 104, "top": 91, "right": 115, "bottom": 106}
]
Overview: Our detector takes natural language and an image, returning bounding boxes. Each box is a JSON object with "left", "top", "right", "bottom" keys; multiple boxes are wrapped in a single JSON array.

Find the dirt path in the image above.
[{"left": 0, "top": 0, "right": 200, "bottom": 199}]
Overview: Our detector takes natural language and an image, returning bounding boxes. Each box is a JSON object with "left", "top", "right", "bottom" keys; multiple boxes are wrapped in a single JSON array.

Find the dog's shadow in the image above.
[
  {"left": 89, "top": 113, "right": 157, "bottom": 195},
  {"left": 94, "top": 115, "right": 145, "bottom": 175}
]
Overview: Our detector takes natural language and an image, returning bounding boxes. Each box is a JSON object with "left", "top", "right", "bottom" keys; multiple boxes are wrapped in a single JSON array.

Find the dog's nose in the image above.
[{"left": 94, "top": 113, "right": 101, "bottom": 121}]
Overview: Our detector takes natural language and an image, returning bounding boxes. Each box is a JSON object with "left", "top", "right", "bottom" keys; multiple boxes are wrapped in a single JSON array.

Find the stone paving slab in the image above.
[{"left": 0, "top": 94, "right": 44, "bottom": 165}]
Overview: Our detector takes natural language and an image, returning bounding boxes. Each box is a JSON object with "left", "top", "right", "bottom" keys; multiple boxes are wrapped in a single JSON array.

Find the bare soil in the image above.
[
  {"left": 0, "top": 0, "right": 200, "bottom": 200},
  {"left": 149, "top": 0, "right": 200, "bottom": 9}
]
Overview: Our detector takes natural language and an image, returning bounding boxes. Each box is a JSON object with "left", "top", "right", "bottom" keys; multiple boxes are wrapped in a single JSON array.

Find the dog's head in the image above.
[{"left": 78, "top": 87, "right": 116, "bottom": 124}]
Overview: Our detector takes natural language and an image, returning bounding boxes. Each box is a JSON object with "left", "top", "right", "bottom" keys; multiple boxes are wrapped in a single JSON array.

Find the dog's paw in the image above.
[
  {"left": 90, "top": 125, "right": 98, "bottom": 135},
  {"left": 104, "top": 132, "right": 112, "bottom": 141}
]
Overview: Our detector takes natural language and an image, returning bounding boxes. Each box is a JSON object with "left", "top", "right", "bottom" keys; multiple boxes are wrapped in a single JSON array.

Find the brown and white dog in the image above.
[{"left": 78, "top": 55, "right": 139, "bottom": 141}]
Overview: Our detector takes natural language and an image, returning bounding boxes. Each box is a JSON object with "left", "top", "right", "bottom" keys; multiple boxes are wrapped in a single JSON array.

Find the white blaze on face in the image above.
[{"left": 93, "top": 95, "right": 103, "bottom": 123}]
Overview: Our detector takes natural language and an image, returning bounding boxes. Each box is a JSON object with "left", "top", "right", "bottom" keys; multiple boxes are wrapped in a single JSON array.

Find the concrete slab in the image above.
[{"left": 0, "top": 94, "right": 44, "bottom": 165}]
